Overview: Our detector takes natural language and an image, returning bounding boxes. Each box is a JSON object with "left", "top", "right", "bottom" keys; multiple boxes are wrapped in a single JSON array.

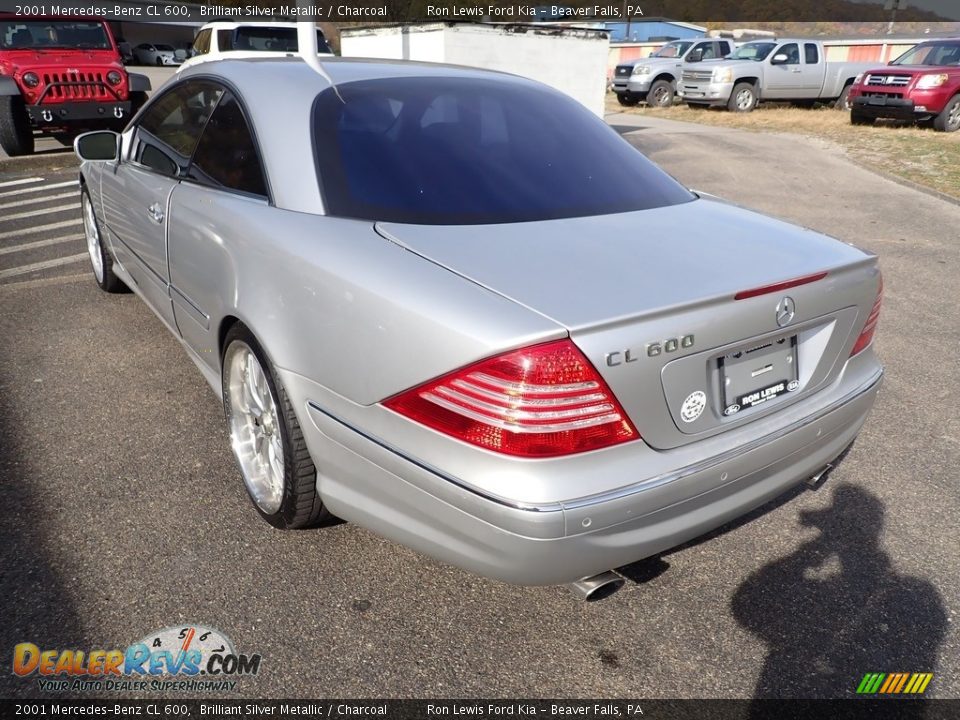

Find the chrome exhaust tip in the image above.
[
  {"left": 806, "top": 462, "right": 834, "bottom": 490},
  {"left": 567, "top": 571, "right": 625, "bottom": 602}
]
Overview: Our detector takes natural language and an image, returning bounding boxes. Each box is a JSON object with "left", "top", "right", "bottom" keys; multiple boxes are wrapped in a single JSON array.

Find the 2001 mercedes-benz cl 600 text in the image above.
[{"left": 74, "top": 56, "right": 883, "bottom": 599}]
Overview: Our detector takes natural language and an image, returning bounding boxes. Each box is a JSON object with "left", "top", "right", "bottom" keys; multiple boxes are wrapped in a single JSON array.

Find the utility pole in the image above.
[{"left": 885, "top": 0, "right": 908, "bottom": 36}]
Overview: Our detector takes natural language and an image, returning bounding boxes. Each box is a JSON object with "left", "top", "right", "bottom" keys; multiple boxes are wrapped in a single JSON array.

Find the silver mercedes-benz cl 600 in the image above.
[{"left": 74, "top": 56, "right": 883, "bottom": 599}]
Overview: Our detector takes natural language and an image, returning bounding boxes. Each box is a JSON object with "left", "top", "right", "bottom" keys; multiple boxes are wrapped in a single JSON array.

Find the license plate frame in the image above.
[{"left": 719, "top": 335, "right": 799, "bottom": 415}]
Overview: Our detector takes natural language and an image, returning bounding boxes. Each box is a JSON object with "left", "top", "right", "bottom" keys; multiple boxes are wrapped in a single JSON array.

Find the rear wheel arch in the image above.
[
  {"left": 220, "top": 321, "right": 330, "bottom": 529},
  {"left": 218, "top": 315, "right": 243, "bottom": 367},
  {"left": 835, "top": 81, "right": 855, "bottom": 110}
]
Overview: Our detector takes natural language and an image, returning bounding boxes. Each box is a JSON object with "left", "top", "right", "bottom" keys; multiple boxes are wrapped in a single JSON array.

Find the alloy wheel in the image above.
[
  {"left": 82, "top": 193, "right": 104, "bottom": 284},
  {"left": 226, "top": 343, "right": 285, "bottom": 514}
]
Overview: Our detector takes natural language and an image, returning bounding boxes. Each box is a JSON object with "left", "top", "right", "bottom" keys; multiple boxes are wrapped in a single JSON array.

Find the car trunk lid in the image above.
[{"left": 376, "top": 195, "right": 879, "bottom": 449}]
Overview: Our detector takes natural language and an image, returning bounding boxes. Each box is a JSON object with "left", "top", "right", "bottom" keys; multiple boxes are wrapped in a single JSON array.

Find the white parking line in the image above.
[
  {"left": 0, "top": 191, "right": 77, "bottom": 211},
  {"left": 0, "top": 180, "right": 77, "bottom": 199},
  {"left": 0, "top": 177, "right": 44, "bottom": 189},
  {"left": 0, "top": 219, "right": 81, "bottom": 241},
  {"left": 1, "top": 203, "right": 80, "bottom": 222},
  {"left": 0, "top": 253, "right": 88, "bottom": 280},
  {"left": 0, "top": 234, "right": 79, "bottom": 256}
]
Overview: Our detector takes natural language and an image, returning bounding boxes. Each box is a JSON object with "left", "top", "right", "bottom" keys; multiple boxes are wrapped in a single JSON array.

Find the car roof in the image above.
[{"left": 175, "top": 57, "right": 540, "bottom": 214}]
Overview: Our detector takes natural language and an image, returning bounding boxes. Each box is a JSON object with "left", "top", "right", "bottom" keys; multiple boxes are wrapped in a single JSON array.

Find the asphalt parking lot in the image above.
[{"left": 1, "top": 113, "right": 957, "bottom": 700}]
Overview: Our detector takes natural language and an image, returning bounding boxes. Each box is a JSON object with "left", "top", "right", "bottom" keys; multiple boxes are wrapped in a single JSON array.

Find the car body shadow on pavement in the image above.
[
  {"left": 732, "top": 482, "right": 947, "bottom": 704},
  {"left": 0, "top": 369, "right": 89, "bottom": 698}
]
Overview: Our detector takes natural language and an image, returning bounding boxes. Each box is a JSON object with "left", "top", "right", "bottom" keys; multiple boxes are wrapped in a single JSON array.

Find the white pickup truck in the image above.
[
  {"left": 179, "top": 22, "right": 333, "bottom": 72},
  {"left": 679, "top": 39, "right": 877, "bottom": 112}
]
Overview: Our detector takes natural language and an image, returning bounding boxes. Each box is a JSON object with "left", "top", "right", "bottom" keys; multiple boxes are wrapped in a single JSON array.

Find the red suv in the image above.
[
  {"left": 848, "top": 38, "right": 960, "bottom": 132},
  {"left": 0, "top": 15, "right": 151, "bottom": 155}
]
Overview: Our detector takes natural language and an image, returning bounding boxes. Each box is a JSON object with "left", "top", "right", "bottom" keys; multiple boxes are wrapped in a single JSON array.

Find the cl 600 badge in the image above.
[{"left": 606, "top": 335, "right": 695, "bottom": 366}]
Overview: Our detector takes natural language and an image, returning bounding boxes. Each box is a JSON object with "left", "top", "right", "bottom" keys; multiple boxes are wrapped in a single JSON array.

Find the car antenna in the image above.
[{"left": 296, "top": 18, "right": 344, "bottom": 104}]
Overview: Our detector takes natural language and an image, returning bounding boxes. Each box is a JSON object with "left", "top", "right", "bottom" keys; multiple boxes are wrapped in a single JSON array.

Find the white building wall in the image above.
[{"left": 340, "top": 23, "right": 609, "bottom": 116}]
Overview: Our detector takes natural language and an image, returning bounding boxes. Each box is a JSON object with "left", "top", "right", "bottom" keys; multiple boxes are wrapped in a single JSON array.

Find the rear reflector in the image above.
[
  {"left": 383, "top": 339, "right": 638, "bottom": 458},
  {"left": 734, "top": 271, "right": 829, "bottom": 300},
  {"left": 850, "top": 273, "right": 883, "bottom": 357}
]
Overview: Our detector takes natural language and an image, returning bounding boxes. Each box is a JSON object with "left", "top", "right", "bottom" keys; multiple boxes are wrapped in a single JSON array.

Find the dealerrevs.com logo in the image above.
[{"left": 12, "top": 625, "right": 262, "bottom": 693}]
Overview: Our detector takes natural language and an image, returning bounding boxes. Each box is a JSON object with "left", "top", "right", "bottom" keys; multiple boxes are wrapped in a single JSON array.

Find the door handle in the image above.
[
  {"left": 791, "top": 68, "right": 802, "bottom": 73},
  {"left": 148, "top": 202, "right": 164, "bottom": 223}
]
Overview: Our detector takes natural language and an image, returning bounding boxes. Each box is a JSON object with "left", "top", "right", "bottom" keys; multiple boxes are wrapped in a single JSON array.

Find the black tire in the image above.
[
  {"left": 0, "top": 94, "right": 35, "bottom": 156},
  {"left": 222, "top": 324, "right": 331, "bottom": 530},
  {"left": 728, "top": 82, "right": 757, "bottom": 112},
  {"left": 834, "top": 85, "right": 852, "bottom": 111},
  {"left": 932, "top": 94, "right": 960, "bottom": 132},
  {"left": 155, "top": 57, "right": 163, "bottom": 66},
  {"left": 81, "top": 186, "right": 126, "bottom": 293},
  {"left": 850, "top": 110, "right": 875, "bottom": 126},
  {"left": 646, "top": 79, "right": 674, "bottom": 108},
  {"left": 616, "top": 92, "right": 640, "bottom": 107}
]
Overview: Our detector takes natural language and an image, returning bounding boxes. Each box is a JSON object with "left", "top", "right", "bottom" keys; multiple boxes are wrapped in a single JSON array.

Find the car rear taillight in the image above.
[
  {"left": 383, "top": 339, "right": 638, "bottom": 458},
  {"left": 850, "top": 273, "right": 883, "bottom": 357}
]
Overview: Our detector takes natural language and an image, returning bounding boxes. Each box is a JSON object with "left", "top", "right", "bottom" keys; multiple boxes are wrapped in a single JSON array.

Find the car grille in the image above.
[
  {"left": 864, "top": 74, "right": 911, "bottom": 87},
  {"left": 41, "top": 72, "right": 110, "bottom": 100},
  {"left": 682, "top": 70, "right": 713, "bottom": 82},
  {"left": 615, "top": 65, "right": 632, "bottom": 77}
]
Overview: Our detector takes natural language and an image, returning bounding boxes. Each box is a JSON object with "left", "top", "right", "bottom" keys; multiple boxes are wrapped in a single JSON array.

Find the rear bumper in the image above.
[
  {"left": 291, "top": 363, "right": 883, "bottom": 586},
  {"left": 27, "top": 101, "right": 132, "bottom": 126}
]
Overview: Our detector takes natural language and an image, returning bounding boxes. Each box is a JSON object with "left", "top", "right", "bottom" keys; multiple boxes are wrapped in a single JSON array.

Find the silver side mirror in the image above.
[{"left": 74, "top": 131, "right": 120, "bottom": 162}]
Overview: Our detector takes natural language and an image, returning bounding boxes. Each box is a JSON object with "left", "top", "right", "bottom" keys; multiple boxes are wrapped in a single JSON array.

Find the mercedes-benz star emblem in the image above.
[{"left": 776, "top": 296, "right": 796, "bottom": 327}]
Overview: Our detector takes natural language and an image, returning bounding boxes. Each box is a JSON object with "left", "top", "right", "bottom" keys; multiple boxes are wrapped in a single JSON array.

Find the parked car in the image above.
[
  {"left": 73, "top": 57, "right": 883, "bottom": 599},
  {"left": 0, "top": 15, "right": 150, "bottom": 156},
  {"left": 611, "top": 38, "right": 734, "bottom": 107},
  {"left": 180, "top": 22, "right": 332, "bottom": 72},
  {"left": 679, "top": 39, "right": 876, "bottom": 111},
  {"left": 847, "top": 38, "right": 960, "bottom": 131},
  {"left": 133, "top": 43, "right": 181, "bottom": 66}
]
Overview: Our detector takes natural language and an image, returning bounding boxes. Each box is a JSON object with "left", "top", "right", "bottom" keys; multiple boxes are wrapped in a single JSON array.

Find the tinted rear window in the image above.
[{"left": 312, "top": 77, "right": 694, "bottom": 225}]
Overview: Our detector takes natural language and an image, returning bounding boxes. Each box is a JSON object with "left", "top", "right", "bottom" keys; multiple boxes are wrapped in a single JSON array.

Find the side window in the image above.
[
  {"left": 188, "top": 93, "right": 267, "bottom": 198},
  {"left": 804, "top": 43, "right": 819, "bottom": 64},
  {"left": 217, "top": 29, "right": 233, "bottom": 52},
  {"left": 193, "top": 29, "right": 210, "bottom": 55},
  {"left": 134, "top": 81, "right": 223, "bottom": 177},
  {"left": 777, "top": 43, "right": 800, "bottom": 65},
  {"left": 698, "top": 43, "right": 717, "bottom": 60},
  {"left": 720, "top": 41, "right": 731, "bottom": 56}
]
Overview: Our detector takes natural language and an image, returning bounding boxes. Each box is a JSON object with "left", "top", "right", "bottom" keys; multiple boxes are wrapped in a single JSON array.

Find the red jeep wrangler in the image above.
[
  {"left": 0, "top": 15, "right": 151, "bottom": 155},
  {"left": 847, "top": 38, "right": 960, "bottom": 132}
]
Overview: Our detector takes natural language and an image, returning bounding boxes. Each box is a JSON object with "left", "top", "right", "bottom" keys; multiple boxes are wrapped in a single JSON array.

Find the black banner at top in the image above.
[{"left": 0, "top": 0, "right": 959, "bottom": 23}]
